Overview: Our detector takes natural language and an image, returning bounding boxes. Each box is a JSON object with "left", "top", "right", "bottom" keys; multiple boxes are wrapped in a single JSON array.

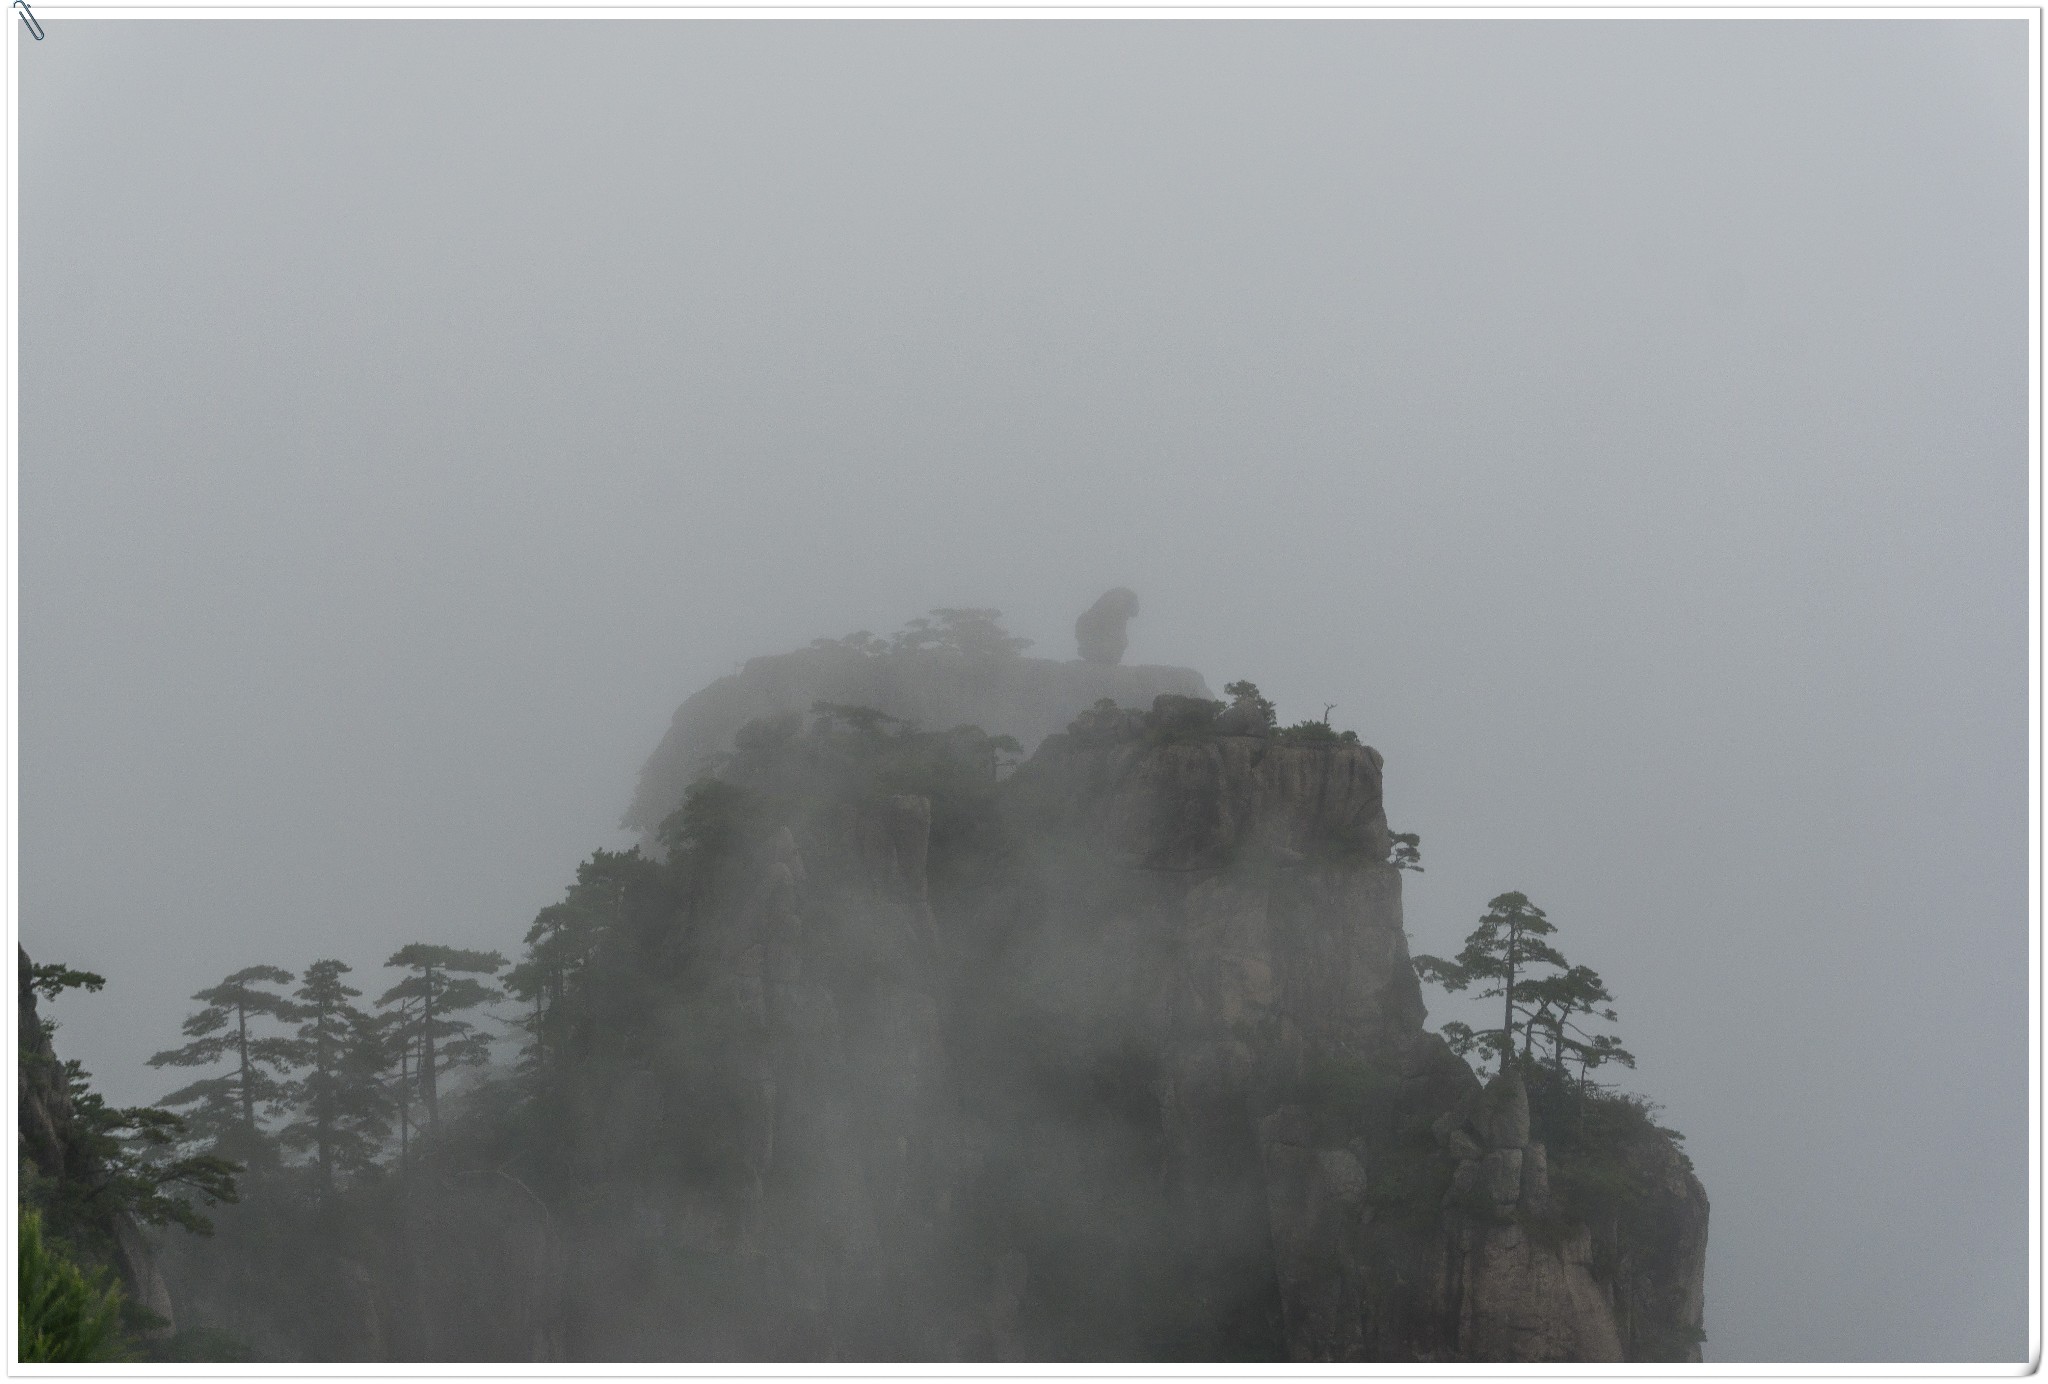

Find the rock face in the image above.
[
  {"left": 624, "top": 642, "right": 1209, "bottom": 837},
  {"left": 973, "top": 712, "right": 1705, "bottom": 1361},
  {"left": 1424, "top": 1072, "right": 1623, "bottom": 1361},
  {"left": 588, "top": 699, "right": 1706, "bottom": 1361},
  {"left": 153, "top": 681, "right": 1707, "bottom": 1363},
  {"left": 18, "top": 948, "right": 179, "bottom": 1338}
]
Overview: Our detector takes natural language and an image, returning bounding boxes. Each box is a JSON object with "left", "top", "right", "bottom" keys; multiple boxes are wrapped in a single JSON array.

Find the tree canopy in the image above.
[
  {"left": 277, "top": 960, "right": 390, "bottom": 1193},
  {"left": 376, "top": 945, "right": 507, "bottom": 1134},
  {"left": 1412, "top": 891, "right": 1630, "bottom": 1088},
  {"left": 148, "top": 965, "right": 301, "bottom": 1153},
  {"left": 889, "top": 607, "right": 1033, "bottom": 658}
]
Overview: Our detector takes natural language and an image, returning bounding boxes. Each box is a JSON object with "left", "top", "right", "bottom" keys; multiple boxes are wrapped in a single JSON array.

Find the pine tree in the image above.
[
  {"left": 27, "top": 961, "right": 106, "bottom": 1003},
  {"left": 1222, "top": 680, "right": 1279, "bottom": 729},
  {"left": 25, "top": 959, "right": 239, "bottom": 1248},
  {"left": 505, "top": 848, "right": 647, "bottom": 1074},
  {"left": 1522, "top": 963, "right": 1636, "bottom": 1095},
  {"left": 147, "top": 966, "right": 301, "bottom": 1159},
  {"left": 277, "top": 960, "right": 391, "bottom": 1194},
  {"left": 375, "top": 945, "right": 506, "bottom": 1136},
  {"left": 1412, "top": 891, "right": 1569, "bottom": 1074},
  {"left": 57, "top": 1063, "right": 241, "bottom": 1237},
  {"left": 1386, "top": 832, "right": 1425, "bottom": 873},
  {"left": 505, "top": 904, "right": 595, "bottom": 1075},
  {"left": 364, "top": 1006, "right": 419, "bottom": 1168}
]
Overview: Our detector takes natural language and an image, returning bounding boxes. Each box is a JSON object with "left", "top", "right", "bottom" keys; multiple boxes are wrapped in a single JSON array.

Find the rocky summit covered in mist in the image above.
[
  {"left": 31, "top": 601, "right": 1706, "bottom": 1363},
  {"left": 624, "top": 601, "right": 1207, "bottom": 837}
]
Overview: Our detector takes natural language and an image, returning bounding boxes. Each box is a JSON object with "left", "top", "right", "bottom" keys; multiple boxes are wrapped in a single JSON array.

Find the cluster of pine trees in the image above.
[
  {"left": 126, "top": 697, "right": 1019, "bottom": 1230},
  {"left": 145, "top": 943, "right": 522, "bottom": 1190},
  {"left": 148, "top": 609, "right": 1047, "bottom": 1202},
  {"left": 44, "top": 843, "right": 672, "bottom": 1358}
]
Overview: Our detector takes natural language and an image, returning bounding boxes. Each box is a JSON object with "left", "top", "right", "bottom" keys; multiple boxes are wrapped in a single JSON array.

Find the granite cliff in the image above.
[
  {"left": 138, "top": 618, "right": 1705, "bottom": 1362},
  {"left": 516, "top": 688, "right": 1705, "bottom": 1360}
]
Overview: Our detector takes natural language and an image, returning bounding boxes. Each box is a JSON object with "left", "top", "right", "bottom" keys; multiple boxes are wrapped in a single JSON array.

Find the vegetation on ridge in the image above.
[
  {"left": 20, "top": 622, "right": 1695, "bottom": 1362},
  {"left": 18, "top": 1209, "right": 126, "bottom": 1362}
]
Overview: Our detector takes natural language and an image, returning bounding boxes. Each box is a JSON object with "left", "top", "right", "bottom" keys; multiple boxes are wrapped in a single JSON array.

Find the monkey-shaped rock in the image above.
[{"left": 1074, "top": 587, "right": 1139, "bottom": 665}]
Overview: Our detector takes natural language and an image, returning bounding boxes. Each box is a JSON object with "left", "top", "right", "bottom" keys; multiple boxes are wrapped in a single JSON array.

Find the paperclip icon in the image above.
[{"left": 13, "top": 0, "right": 42, "bottom": 40}]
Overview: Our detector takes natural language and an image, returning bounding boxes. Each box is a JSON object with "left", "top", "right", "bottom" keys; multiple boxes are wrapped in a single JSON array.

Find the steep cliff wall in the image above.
[
  {"left": 577, "top": 697, "right": 1707, "bottom": 1361},
  {"left": 967, "top": 706, "right": 1706, "bottom": 1361},
  {"left": 148, "top": 687, "right": 1705, "bottom": 1363}
]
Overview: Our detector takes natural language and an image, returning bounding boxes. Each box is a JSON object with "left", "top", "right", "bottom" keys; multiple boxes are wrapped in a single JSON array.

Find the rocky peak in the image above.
[
  {"left": 148, "top": 667, "right": 1706, "bottom": 1364},
  {"left": 624, "top": 638, "right": 1210, "bottom": 837}
]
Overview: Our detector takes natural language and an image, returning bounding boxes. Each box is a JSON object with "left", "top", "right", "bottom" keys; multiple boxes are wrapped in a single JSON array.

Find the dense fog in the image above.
[{"left": 18, "top": 17, "right": 2030, "bottom": 1361}]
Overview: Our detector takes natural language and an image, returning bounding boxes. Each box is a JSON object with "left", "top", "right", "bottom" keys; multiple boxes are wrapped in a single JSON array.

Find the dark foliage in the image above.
[{"left": 18, "top": 1208, "right": 126, "bottom": 1362}]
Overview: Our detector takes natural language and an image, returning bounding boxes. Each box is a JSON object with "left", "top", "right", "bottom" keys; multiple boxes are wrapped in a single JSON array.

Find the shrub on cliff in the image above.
[
  {"left": 682, "top": 705, "right": 1018, "bottom": 901},
  {"left": 1220, "top": 681, "right": 1276, "bottom": 728},
  {"left": 812, "top": 608, "right": 1037, "bottom": 659},
  {"left": 1064, "top": 697, "right": 1143, "bottom": 745},
  {"left": 1386, "top": 831, "right": 1424, "bottom": 872},
  {"left": 890, "top": 607, "right": 1033, "bottom": 658},
  {"left": 1271, "top": 720, "right": 1361, "bottom": 745},
  {"left": 659, "top": 777, "right": 758, "bottom": 866},
  {"left": 18, "top": 1208, "right": 125, "bottom": 1362}
]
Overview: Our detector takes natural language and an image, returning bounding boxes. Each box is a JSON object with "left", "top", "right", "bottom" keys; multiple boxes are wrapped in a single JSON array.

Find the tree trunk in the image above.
[
  {"left": 236, "top": 1000, "right": 255, "bottom": 1133},
  {"left": 316, "top": 1025, "right": 334, "bottom": 1196},
  {"left": 1501, "top": 925, "right": 1517, "bottom": 1068},
  {"left": 421, "top": 969, "right": 439, "bottom": 1132},
  {"left": 397, "top": 1033, "right": 410, "bottom": 1166}
]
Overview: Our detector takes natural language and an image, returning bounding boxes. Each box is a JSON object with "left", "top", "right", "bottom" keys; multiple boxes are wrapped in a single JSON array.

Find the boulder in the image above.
[
  {"left": 1214, "top": 702, "right": 1270, "bottom": 737},
  {"left": 1075, "top": 588, "right": 1140, "bottom": 664}
]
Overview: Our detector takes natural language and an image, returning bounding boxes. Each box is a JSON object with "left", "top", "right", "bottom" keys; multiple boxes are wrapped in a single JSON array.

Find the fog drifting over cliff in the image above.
[{"left": 18, "top": 17, "right": 2028, "bottom": 1362}]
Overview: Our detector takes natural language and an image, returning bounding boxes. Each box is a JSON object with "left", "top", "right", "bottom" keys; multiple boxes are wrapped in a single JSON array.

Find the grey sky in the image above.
[{"left": 18, "top": 17, "right": 2030, "bottom": 1362}]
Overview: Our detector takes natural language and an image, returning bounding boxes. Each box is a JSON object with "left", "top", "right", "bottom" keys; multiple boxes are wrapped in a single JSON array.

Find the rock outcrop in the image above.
[
  {"left": 1074, "top": 588, "right": 1140, "bottom": 665},
  {"left": 18, "top": 948, "right": 179, "bottom": 1338},
  {"left": 151, "top": 671, "right": 1707, "bottom": 1363},
  {"left": 596, "top": 696, "right": 1706, "bottom": 1361},
  {"left": 974, "top": 709, "right": 1705, "bottom": 1360},
  {"left": 1427, "top": 1072, "right": 1624, "bottom": 1361},
  {"left": 624, "top": 640, "right": 1209, "bottom": 837}
]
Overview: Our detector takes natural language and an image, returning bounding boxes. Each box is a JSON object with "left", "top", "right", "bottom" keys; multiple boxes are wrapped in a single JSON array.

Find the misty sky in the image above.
[{"left": 17, "top": 17, "right": 2030, "bottom": 1363}]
